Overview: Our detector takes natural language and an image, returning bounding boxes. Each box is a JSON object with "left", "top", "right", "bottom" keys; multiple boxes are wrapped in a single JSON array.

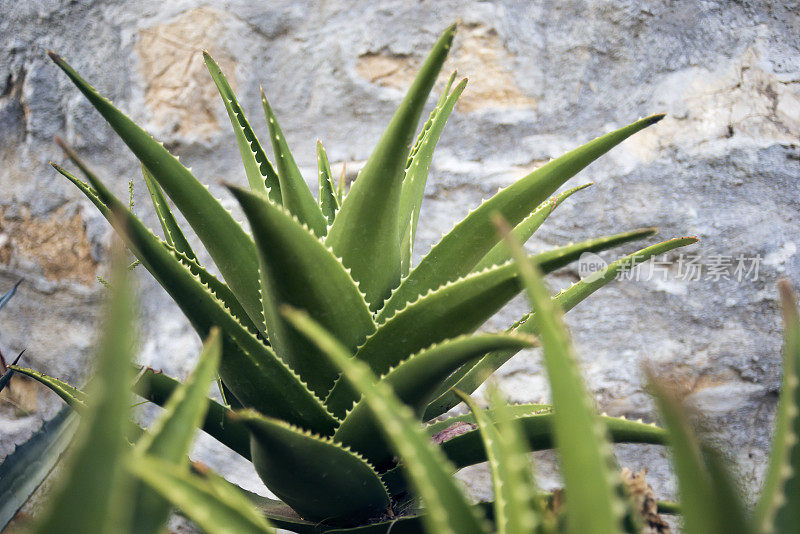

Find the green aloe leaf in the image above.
[
  {"left": 317, "top": 140, "right": 339, "bottom": 224},
  {"left": 204, "top": 52, "right": 280, "bottom": 203},
  {"left": 140, "top": 164, "right": 197, "bottom": 261},
  {"left": 334, "top": 334, "right": 534, "bottom": 467},
  {"left": 53, "top": 160, "right": 109, "bottom": 212},
  {"left": 328, "top": 229, "right": 650, "bottom": 418},
  {"left": 425, "top": 236, "right": 698, "bottom": 419},
  {"left": 498, "top": 214, "right": 625, "bottom": 534},
  {"left": 132, "top": 366, "right": 251, "bottom": 460},
  {"left": 379, "top": 114, "right": 665, "bottom": 320},
  {"left": 473, "top": 183, "right": 592, "bottom": 271},
  {"left": 648, "top": 376, "right": 751, "bottom": 534},
  {"left": 261, "top": 90, "right": 327, "bottom": 236},
  {"left": 325, "top": 261, "right": 526, "bottom": 418},
  {"left": 440, "top": 412, "right": 668, "bottom": 469},
  {"left": 129, "top": 457, "right": 275, "bottom": 534},
  {"left": 426, "top": 403, "right": 552, "bottom": 435},
  {"left": 69, "top": 162, "right": 259, "bottom": 337},
  {"left": 68, "top": 163, "right": 258, "bottom": 338},
  {"left": 53, "top": 153, "right": 260, "bottom": 336},
  {"left": 239, "top": 487, "right": 390, "bottom": 534},
  {"left": 456, "top": 388, "right": 546, "bottom": 534},
  {"left": 208, "top": 481, "right": 431, "bottom": 534},
  {"left": 283, "top": 307, "right": 490, "bottom": 534},
  {"left": 756, "top": 280, "right": 800, "bottom": 533},
  {"left": 552, "top": 236, "right": 696, "bottom": 311},
  {"left": 405, "top": 70, "right": 458, "bottom": 172},
  {"left": 238, "top": 410, "right": 391, "bottom": 524},
  {"left": 13, "top": 363, "right": 251, "bottom": 462},
  {"left": 168, "top": 245, "right": 260, "bottom": 336},
  {"left": 48, "top": 52, "right": 264, "bottom": 337},
  {"left": 129, "top": 328, "right": 222, "bottom": 534},
  {"left": 532, "top": 227, "right": 657, "bottom": 274},
  {"left": 325, "top": 25, "right": 456, "bottom": 312},
  {"left": 399, "top": 77, "right": 467, "bottom": 270},
  {"left": 336, "top": 161, "right": 346, "bottom": 204},
  {"left": 0, "top": 408, "right": 79, "bottom": 530},
  {"left": 33, "top": 245, "right": 135, "bottom": 534},
  {"left": 53, "top": 164, "right": 337, "bottom": 434},
  {"left": 400, "top": 208, "right": 416, "bottom": 277},
  {"left": 173, "top": 480, "right": 325, "bottom": 534},
  {"left": 228, "top": 185, "right": 376, "bottom": 397},
  {"left": 9, "top": 366, "right": 88, "bottom": 410},
  {"left": 384, "top": 410, "right": 666, "bottom": 496}
]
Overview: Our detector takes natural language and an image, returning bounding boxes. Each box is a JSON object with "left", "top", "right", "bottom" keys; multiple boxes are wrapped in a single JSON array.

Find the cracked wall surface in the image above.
[{"left": 0, "top": 0, "right": 798, "bottom": 526}]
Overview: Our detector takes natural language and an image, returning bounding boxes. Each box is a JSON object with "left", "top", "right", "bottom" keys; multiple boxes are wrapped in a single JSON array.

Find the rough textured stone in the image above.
[
  {"left": 0, "top": 206, "right": 98, "bottom": 284},
  {"left": 136, "top": 7, "right": 237, "bottom": 139},
  {"left": 0, "top": 0, "right": 798, "bottom": 527},
  {"left": 357, "top": 22, "right": 537, "bottom": 112}
]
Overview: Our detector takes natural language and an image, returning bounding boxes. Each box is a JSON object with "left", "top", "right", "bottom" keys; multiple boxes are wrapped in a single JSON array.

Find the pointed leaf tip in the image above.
[
  {"left": 229, "top": 185, "right": 374, "bottom": 396},
  {"left": 51, "top": 49, "right": 269, "bottom": 333},
  {"left": 11, "top": 350, "right": 24, "bottom": 367},
  {"left": 239, "top": 408, "right": 390, "bottom": 523},
  {"left": 384, "top": 114, "right": 668, "bottom": 318},
  {"left": 259, "top": 87, "right": 327, "bottom": 236},
  {"left": 327, "top": 23, "right": 458, "bottom": 310}
]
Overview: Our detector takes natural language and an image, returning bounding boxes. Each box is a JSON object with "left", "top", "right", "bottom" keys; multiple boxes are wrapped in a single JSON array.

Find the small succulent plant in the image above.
[{"left": 2, "top": 24, "right": 707, "bottom": 532}]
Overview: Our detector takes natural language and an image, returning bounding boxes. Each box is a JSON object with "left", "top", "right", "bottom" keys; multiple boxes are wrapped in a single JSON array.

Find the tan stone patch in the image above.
[
  {"left": 136, "top": 8, "right": 236, "bottom": 139},
  {"left": 651, "top": 368, "right": 739, "bottom": 403},
  {"left": 356, "top": 53, "right": 417, "bottom": 90},
  {"left": 0, "top": 207, "right": 98, "bottom": 284},
  {"left": 449, "top": 24, "right": 537, "bottom": 112},
  {"left": 357, "top": 23, "right": 536, "bottom": 112}
]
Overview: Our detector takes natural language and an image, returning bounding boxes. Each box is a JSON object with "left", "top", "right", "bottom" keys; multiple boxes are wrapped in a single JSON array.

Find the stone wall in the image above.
[{"left": 1, "top": 0, "right": 799, "bottom": 519}]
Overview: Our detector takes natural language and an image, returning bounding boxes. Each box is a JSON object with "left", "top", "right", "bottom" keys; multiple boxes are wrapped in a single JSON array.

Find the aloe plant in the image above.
[{"left": 2, "top": 24, "right": 702, "bottom": 531}]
